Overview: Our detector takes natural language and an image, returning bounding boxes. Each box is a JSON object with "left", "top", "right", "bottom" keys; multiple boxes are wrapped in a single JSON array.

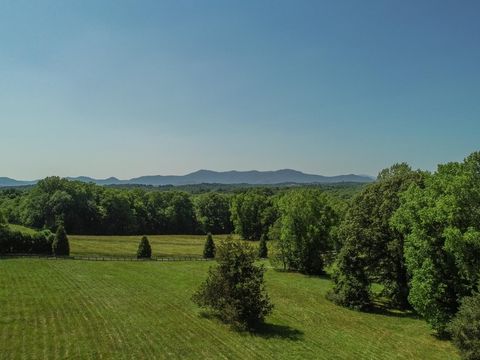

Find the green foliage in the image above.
[
  {"left": 258, "top": 234, "right": 268, "bottom": 258},
  {"left": 0, "top": 188, "right": 25, "bottom": 224},
  {"left": 52, "top": 225, "right": 70, "bottom": 256},
  {"left": 144, "top": 191, "right": 197, "bottom": 234},
  {"left": 448, "top": 288, "right": 480, "bottom": 360},
  {"left": 0, "top": 179, "right": 358, "bottom": 237},
  {"left": 203, "top": 233, "right": 216, "bottom": 259},
  {"left": 230, "top": 189, "right": 277, "bottom": 240},
  {"left": 100, "top": 190, "right": 137, "bottom": 234},
  {"left": 0, "top": 211, "right": 7, "bottom": 228},
  {"left": 329, "top": 240, "right": 371, "bottom": 310},
  {"left": 0, "top": 225, "right": 53, "bottom": 255},
  {"left": 192, "top": 237, "right": 273, "bottom": 330},
  {"left": 332, "top": 163, "right": 424, "bottom": 309},
  {"left": 194, "top": 193, "right": 232, "bottom": 234},
  {"left": 392, "top": 152, "right": 480, "bottom": 334},
  {"left": 137, "top": 236, "right": 152, "bottom": 259},
  {"left": 0, "top": 177, "right": 202, "bottom": 235},
  {"left": 274, "top": 189, "right": 337, "bottom": 275}
]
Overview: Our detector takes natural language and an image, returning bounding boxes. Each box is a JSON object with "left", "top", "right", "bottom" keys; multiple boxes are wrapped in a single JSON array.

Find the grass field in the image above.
[
  {"left": 69, "top": 234, "right": 240, "bottom": 257},
  {"left": 0, "top": 258, "right": 458, "bottom": 359}
]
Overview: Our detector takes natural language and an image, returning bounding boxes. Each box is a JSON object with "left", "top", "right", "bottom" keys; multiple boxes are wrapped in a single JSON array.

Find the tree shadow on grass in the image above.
[
  {"left": 367, "top": 304, "right": 450, "bottom": 341},
  {"left": 311, "top": 273, "right": 332, "bottom": 281},
  {"left": 364, "top": 301, "right": 419, "bottom": 320},
  {"left": 272, "top": 268, "right": 332, "bottom": 281},
  {"left": 198, "top": 311, "right": 303, "bottom": 341},
  {"left": 252, "top": 322, "right": 304, "bottom": 341}
]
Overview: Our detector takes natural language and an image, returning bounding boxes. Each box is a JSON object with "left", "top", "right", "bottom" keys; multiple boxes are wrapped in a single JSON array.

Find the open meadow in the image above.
[
  {"left": 68, "top": 234, "right": 239, "bottom": 257},
  {"left": 0, "top": 252, "right": 459, "bottom": 359}
]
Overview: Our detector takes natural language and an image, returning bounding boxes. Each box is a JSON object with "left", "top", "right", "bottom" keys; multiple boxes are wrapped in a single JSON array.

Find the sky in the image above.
[{"left": 1, "top": 0, "right": 479, "bottom": 179}]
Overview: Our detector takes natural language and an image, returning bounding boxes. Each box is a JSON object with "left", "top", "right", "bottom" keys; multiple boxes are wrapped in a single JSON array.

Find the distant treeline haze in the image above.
[{"left": 0, "top": 178, "right": 351, "bottom": 237}]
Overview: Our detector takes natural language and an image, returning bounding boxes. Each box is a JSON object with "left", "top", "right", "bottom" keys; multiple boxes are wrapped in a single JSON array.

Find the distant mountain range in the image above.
[
  {"left": 0, "top": 177, "right": 37, "bottom": 187},
  {"left": 0, "top": 170, "right": 375, "bottom": 187}
]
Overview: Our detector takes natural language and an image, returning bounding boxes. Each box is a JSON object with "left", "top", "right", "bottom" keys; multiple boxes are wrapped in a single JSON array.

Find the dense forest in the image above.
[{"left": 0, "top": 180, "right": 354, "bottom": 236}]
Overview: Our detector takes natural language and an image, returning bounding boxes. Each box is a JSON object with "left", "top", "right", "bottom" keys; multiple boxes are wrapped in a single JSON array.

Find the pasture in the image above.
[
  {"left": 0, "top": 257, "right": 458, "bottom": 359},
  {"left": 69, "top": 234, "right": 239, "bottom": 257}
]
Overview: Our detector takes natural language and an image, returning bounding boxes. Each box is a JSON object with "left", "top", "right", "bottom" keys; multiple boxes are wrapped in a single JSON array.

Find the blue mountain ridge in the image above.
[{"left": 0, "top": 169, "right": 374, "bottom": 187}]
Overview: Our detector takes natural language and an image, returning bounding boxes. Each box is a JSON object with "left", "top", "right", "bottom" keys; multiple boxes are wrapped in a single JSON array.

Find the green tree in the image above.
[
  {"left": 230, "top": 189, "right": 276, "bottom": 240},
  {"left": 137, "top": 236, "right": 152, "bottom": 259},
  {"left": 275, "top": 189, "right": 337, "bottom": 275},
  {"left": 258, "top": 234, "right": 268, "bottom": 258},
  {"left": 192, "top": 237, "right": 273, "bottom": 330},
  {"left": 101, "top": 190, "right": 137, "bottom": 235},
  {"left": 329, "top": 240, "right": 371, "bottom": 310},
  {"left": 164, "top": 192, "right": 197, "bottom": 234},
  {"left": 448, "top": 287, "right": 480, "bottom": 360},
  {"left": 393, "top": 152, "right": 480, "bottom": 334},
  {"left": 194, "top": 193, "right": 232, "bottom": 234},
  {"left": 52, "top": 225, "right": 70, "bottom": 256},
  {"left": 203, "top": 233, "right": 216, "bottom": 259},
  {"left": 332, "top": 164, "right": 424, "bottom": 309}
]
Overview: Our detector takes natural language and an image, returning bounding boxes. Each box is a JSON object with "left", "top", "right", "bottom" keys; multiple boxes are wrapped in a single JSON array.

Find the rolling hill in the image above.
[{"left": 0, "top": 170, "right": 374, "bottom": 187}]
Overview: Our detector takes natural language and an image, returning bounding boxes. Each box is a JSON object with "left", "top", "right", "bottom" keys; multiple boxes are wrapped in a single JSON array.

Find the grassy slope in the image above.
[
  {"left": 69, "top": 234, "right": 240, "bottom": 257},
  {"left": 0, "top": 259, "right": 458, "bottom": 359}
]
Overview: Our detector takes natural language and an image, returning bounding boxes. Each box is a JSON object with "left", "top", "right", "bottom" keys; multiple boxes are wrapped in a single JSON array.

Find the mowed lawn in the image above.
[
  {"left": 0, "top": 259, "right": 458, "bottom": 359},
  {"left": 69, "top": 234, "right": 239, "bottom": 257}
]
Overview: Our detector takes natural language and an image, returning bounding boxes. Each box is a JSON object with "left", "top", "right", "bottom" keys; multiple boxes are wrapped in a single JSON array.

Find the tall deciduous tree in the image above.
[
  {"left": 194, "top": 193, "right": 232, "bottom": 234},
  {"left": 331, "top": 164, "right": 424, "bottom": 310},
  {"left": 392, "top": 153, "right": 480, "bottom": 334},
  {"left": 274, "top": 189, "right": 337, "bottom": 275},
  {"left": 230, "top": 189, "right": 276, "bottom": 240}
]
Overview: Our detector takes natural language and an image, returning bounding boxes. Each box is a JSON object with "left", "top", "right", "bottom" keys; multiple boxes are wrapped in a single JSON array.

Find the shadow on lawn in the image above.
[
  {"left": 273, "top": 268, "right": 332, "bottom": 281},
  {"left": 365, "top": 302, "right": 419, "bottom": 320},
  {"left": 199, "top": 311, "right": 303, "bottom": 341},
  {"left": 253, "top": 323, "right": 304, "bottom": 341}
]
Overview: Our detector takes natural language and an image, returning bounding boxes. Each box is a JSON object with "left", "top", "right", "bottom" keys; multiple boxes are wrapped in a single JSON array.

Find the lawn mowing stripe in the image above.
[
  {"left": 111, "top": 263, "right": 240, "bottom": 359},
  {"left": 0, "top": 259, "right": 459, "bottom": 360},
  {"left": 48, "top": 261, "right": 115, "bottom": 359},
  {"left": 57, "top": 261, "right": 140, "bottom": 359}
]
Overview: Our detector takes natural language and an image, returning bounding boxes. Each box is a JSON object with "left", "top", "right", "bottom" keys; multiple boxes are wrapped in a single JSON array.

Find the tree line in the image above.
[
  {"left": 0, "top": 178, "right": 348, "bottom": 239},
  {"left": 326, "top": 153, "right": 480, "bottom": 341},
  {"left": 0, "top": 177, "right": 235, "bottom": 235}
]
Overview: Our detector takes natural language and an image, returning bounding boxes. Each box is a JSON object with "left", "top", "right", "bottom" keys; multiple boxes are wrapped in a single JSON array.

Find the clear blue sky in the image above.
[{"left": 1, "top": 0, "right": 479, "bottom": 179}]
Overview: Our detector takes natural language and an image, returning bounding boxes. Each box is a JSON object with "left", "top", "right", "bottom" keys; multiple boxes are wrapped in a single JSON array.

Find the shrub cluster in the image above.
[
  {"left": 448, "top": 288, "right": 480, "bottom": 360},
  {"left": 0, "top": 226, "right": 54, "bottom": 255},
  {"left": 193, "top": 238, "right": 273, "bottom": 330}
]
